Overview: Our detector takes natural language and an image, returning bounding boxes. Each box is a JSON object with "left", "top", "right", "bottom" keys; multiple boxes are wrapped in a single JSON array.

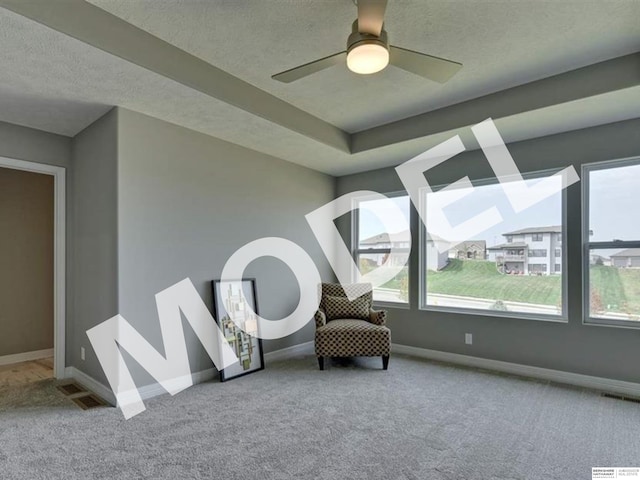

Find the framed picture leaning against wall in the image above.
[{"left": 211, "top": 278, "right": 265, "bottom": 382}]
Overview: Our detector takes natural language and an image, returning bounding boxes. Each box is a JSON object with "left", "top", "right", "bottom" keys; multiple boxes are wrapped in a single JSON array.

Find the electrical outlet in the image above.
[
  {"left": 80, "top": 347, "right": 85, "bottom": 361},
  {"left": 465, "top": 333, "right": 473, "bottom": 345}
]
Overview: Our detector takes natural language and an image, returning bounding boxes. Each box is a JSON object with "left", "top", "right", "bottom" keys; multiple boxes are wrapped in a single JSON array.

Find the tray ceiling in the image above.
[{"left": 0, "top": 0, "right": 638, "bottom": 176}]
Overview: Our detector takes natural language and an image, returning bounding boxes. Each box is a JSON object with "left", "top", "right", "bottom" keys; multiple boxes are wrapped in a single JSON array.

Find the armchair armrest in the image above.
[
  {"left": 314, "top": 309, "right": 327, "bottom": 328},
  {"left": 369, "top": 308, "right": 387, "bottom": 326}
]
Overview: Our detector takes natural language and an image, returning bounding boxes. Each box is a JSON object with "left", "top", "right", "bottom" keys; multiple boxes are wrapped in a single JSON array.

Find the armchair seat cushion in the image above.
[{"left": 315, "top": 319, "right": 391, "bottom": 357}]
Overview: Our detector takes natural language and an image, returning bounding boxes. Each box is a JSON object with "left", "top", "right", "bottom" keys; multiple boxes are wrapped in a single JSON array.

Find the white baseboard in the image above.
[
  {"left": 63, "top": 366, "right": 219, "bottom": 408},
  {"left": 264, "top": 341, "right": 313, "bottom": 363},
  {"left": 64, "top": 366, "right": 117, "bottom": 405},
  {"left": 0, "top": 348, "right": 54, "bottom": 366},
  {"left": 133, "top": 340, "right": 317, "bottom": 400},
  {"left": 392, "top": 343, "right": 640, "bottom": 398},
  {"left": 132, "top": 368, "right": 218, "bottom": 403}
]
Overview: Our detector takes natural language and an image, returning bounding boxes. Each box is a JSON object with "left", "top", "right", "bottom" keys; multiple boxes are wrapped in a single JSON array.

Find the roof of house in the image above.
[
  {"left": 503, "top": 226, "right": 562, "bottom": 235},
  {"left": 487, "top": 242, "right": 528, "bottom": 250},
  {"left": 610, "top": 248, "right": 640, "bottom": 257},
  {"left": 452, "top": 240, "right": 486, "bottom": 250},
  {"left": 360, "top": 229, "right": 410, "bottom": 245}
]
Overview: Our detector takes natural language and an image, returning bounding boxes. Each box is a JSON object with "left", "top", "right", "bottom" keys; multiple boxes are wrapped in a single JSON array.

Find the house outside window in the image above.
[
  {"left": 583, "top": 157, "right": 640, "bottom": 325},
  {"left": 354, "top": 194, "right": 411, "bottom": 305},
  {"left": 451, "top": 241, "right": 487, "bottom": 260}
]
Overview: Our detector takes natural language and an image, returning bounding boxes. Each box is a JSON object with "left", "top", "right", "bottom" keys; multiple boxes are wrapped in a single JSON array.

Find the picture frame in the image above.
[{"left": 212, "top": 278, "right": 265, "bottom": 382}]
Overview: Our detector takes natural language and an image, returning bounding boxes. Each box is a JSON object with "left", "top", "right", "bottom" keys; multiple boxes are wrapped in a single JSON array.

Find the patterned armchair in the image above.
[{"left": 314, "top": 283, "right": 391, "bottom": 370}]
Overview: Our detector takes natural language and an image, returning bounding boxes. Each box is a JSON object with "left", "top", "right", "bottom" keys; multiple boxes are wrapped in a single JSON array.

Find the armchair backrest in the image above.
[{"left": 319, "top": 283, "right": 372, "bottom": 311}]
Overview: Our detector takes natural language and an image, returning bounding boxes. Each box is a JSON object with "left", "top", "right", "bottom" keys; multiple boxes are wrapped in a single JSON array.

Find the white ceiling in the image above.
[{"left": 0, "top": 1, "right": 638, "bottom": 176}]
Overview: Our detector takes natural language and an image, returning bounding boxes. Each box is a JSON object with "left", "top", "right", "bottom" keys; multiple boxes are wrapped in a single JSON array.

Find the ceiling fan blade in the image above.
[
  {"left": 272, "top": 51, "right": 347, "bottom": 83},
  {"left": 357, "top": 0, "right": 388, "bottom": 36},
  {"left": 389, "top": 46, "right": 462, "bottom": 83}
]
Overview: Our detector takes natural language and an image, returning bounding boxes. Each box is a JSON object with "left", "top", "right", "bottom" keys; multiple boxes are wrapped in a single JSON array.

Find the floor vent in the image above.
[
  {"left": 602, "top": 392, "right": 640, "bottom": 404},
  {"left": 56, "top": 383, "right": 87, "bottom": 396},
  {"left": 71, "top": 394, "right": 107, "bottom": 410}
]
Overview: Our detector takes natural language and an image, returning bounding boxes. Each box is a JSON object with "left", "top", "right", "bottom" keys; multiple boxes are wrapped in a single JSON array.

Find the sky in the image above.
[
  {"left": 359, "top": 176, "right": 562, "bottom": 247},
  {"left": 359, "top": 163, "right": 639, "bottom": 249},
  {"left": 588, "top": 162, "right": 640, "bottom": 242},
  {"left": 359, "top": 195, "right": 411, "bottom": 240}
]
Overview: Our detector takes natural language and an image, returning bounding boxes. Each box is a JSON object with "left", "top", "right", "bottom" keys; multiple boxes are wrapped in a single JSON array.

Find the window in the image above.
[
  {"left": 528, "top": 264, "right": 547, "bottom": 274},
  {"left": 354, "top": 194, "right": 410, "bottom": 304},
  {"left": 555, "top": 263, "right": 561, "bottom": 273},
  {"left": 532, "top": 233, "right": 543, "bottom": 241},
  {"left": 584, "top": 158, "right": 640, "bottom": 325},
  {"left": 556, "top": 234, "right": 562, "bottom": 242},
  {"left": 421, "top": 172, "right": 565, "bottom": 318},
  {"left": 555, "top": 248, "right": 561, "bottom": 257}
]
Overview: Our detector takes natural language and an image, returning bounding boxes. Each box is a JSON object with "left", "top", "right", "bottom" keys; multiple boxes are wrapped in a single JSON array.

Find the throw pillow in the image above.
[{"left": 323, "top": 295, "right": 370, "bottom": 321}]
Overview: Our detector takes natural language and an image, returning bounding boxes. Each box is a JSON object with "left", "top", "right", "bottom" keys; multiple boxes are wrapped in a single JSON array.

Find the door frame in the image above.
[{"left": 0, "top": 156, "right": 66, "bottom": 379}]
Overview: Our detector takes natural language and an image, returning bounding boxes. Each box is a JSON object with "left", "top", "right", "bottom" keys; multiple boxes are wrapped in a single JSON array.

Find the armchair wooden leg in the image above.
[
  {"left": 382, "top": 355, "right": 389, "bottom": 370},
  {"left": 318, "top": 356, "right": 324, "bottom": 370}
]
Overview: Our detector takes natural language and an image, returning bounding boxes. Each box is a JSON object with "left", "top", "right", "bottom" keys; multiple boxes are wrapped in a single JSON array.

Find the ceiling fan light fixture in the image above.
[
  {"left": 347, "top": 41, "right": 389, "bottom": 74},
  {"left": 272, "top": 3, "right": 463, "bottom": 84}
]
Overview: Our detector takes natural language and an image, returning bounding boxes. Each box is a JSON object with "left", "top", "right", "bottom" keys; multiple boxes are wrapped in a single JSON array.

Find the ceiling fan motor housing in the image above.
[
  {"left": 346, "top": 20, "right": 390, "bottom": 74},
  {"left": 347, "top": 19, "right": 389, "bottom": 53}
]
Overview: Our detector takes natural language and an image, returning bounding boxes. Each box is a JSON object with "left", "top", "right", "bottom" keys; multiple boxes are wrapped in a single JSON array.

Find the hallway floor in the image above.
[{"left": 0, "top": 357, "right": 53, "bottom": 388}]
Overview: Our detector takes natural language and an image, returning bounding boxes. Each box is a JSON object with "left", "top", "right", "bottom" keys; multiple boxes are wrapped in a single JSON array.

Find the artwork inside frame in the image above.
[{"left": 212, "top": 278, "right": 265, "bottom": 382}]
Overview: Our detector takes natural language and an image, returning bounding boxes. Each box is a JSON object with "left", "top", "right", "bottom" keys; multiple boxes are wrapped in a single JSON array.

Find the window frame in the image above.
[
  {"left": 582, "top": 156, "right": 640, "bottom": 329},
  {"left": 419, "top": 168, "right": 568, "bottom": 322},
  {"left": 352, "top": 191, "right": 411, "bottom": 308}
]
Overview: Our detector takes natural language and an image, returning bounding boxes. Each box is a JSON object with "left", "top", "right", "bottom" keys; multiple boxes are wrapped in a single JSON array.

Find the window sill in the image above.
[
  {"left": 419, "top": 305, "right": 568, "bottom": 323},
  {"left": 584, "top": 317, "right": 640, "bottom": 330},
  {"left": 373, "top": 301, "right": 410, "bottom": 310}
]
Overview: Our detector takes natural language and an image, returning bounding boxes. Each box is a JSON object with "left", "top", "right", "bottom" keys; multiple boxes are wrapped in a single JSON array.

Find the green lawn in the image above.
[
  {"left": 368, "top": 258, "right": 640, "bottom": 316},
  {"left": 427, "top": 259, "right": 561, "bottom": 306},
  {"left": 424, "top": 260, "right": 640, "bottom": 316},
  {"left": 590, "top": 265, "right": 640, "bottom": 316},
  {"left": 619, "top": 268, "right": 640, "bottom": 314}
]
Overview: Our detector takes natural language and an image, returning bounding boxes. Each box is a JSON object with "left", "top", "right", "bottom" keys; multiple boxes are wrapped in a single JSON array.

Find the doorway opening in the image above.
[{"left": 0, "top": 156, "right": 65, "bottom": 380}]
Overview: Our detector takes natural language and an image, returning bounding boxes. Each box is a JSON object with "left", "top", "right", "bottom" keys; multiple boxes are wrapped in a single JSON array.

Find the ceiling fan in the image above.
[{"left": 272, "top": 0, "right": 462, "bottom": 83}]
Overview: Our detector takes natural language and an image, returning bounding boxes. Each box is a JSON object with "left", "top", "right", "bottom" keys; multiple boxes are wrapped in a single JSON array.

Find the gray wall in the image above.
[
  {"left": 71, "top": 108, "right": 336, "bottom": 384},
  {"left": 0, "top": 167, "right": 54, "bottom": 356},
  {"left": 336, "top": 118, "right": 640, "bottom": 384},
  {"left": 70, "top": 109, "right": 119, "bottom": 382}
]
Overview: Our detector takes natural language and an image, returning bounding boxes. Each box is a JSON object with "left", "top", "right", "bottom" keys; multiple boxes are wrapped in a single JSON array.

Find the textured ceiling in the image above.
[
  {"left": 0, "top": 1, "right": 638, "bottom": 176},
  {"left": 88, "top": 0, "right": 640, "bottom": 132}
]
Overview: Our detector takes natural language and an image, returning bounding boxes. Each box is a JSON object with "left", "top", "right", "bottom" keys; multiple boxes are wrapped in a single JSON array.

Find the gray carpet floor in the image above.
[{"left": 1, "top": 353, "right": 639, "bottom": 480}]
